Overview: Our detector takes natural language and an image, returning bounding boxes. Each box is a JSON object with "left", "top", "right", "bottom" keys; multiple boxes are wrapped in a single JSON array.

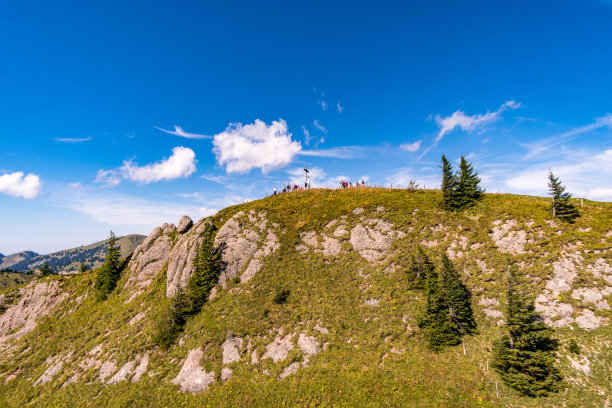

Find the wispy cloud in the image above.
[
  {"left": 0, "top": 171, "right": 42, "bottom": 199},
  {"left": 299, "top": 146, "right": 363, "bottom": 159},
  {"left": 317, "top": 100, "right": 328, "bottom": 111},
  {"left": 521, "top": 114, "right": 612, "bottom": 159},
  {"left": 400, "top": 140, "right": 422, "bottom": 152},
  {"left": 154, "top": 125, "right": 211, "bottom": 139},
  {"left": 54, "top": 136, "right": 92, "bottom": 143},
  {"left": 313, "top": 119, "right": 328, "bottom": 134},
  {"left": 302, "top": 125, "right": 312, "bottom": 146},
  {"left": 200, "top": 174, "right": 233, "bottom": 184},
  {"left": 419, "top": 100, "right": 521, "bottom": 159},
  {"left": 337, "top": 100, "right": 344, "bottom": 113},
  {"left": 96, "top": 147, "right": 197, "bottom": 186}
]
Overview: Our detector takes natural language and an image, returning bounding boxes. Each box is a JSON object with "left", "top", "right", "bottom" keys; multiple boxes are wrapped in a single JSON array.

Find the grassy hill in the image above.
[
  {"left": 0, "top": 234, "right": 146, "bottom": 274},
  {"left": 0, "top": 188, "right": 610, "bottom": 407}
]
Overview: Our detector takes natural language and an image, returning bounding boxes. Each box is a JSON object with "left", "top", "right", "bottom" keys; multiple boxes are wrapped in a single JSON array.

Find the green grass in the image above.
[{"left": 0, "top": 188, "right": 611, "bottom": 407}]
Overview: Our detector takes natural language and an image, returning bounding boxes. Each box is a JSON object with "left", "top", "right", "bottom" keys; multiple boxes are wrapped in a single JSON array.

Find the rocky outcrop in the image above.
[
  {"left": 166, "top": 219, "right": 212, "bottom": 297},
  {"left": 177, "top": 215, "right": 193, "bottom": 234},
  {"left": 126, "top": 223, "right": 176, "bottom": 294},
  {"left": 490, "top": 220, "right": 528, "bottom": 255},
  {"left": 349, "top": 219, "right": 405, "bottom": 262},
  {"left": 0, "top": 280, "right": 68, "bottom": 346},
  {"left": 172, "top": 348, "right": 215, "bottom": 393},
  {"left": 214, "top": 210, "right": 280, "bottom": 287}
]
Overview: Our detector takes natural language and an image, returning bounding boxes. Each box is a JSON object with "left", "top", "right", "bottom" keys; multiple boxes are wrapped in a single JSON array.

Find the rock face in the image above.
[
  {"left": 126, "top": 223, "right": 176, "bottom": 294},
  {"left": 490, "top": 220, "right": 528, "bottom": 255},
  {"left": 177, "top": 215, "right": 193, "bottom": 234},
  {"left": 214, "top": 210, "right": 280, "bottom": 287},
  {"left": 172, "top": 348, "right": 215, "bottom": 393},
  {"left": 0, "top": 280, "right": 67, "bottom": 346},
  {"left": 349, "top": 219, "right": 405, "bottom": 262}
]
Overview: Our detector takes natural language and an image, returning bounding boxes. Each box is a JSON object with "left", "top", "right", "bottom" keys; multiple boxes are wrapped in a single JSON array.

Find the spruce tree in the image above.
[
  {"left": 187, "top": 224, "right": 222, "bottom": 313},
  {"left": 79, "top": 263, "right": 88, "bottom": 273},
  {"left": 439, "top": 253, "right": 476, "bottom": 337},
  {"left": 548, "top": 171, "right": 579, "bottom": 222},
  {"left": 441, "top": 155, "right": 461, "bottom": 210},
  {"left": 457, "top": 155, "right": 483, "bottom": 208},
  {"left": 94, "top": 231, "right": 122, "bottom": 300},
  {"left": 492, "top": 267, "right": 561, "bottom": 397}
]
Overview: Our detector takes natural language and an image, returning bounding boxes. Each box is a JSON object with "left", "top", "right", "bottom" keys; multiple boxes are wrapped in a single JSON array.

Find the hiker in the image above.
[{"left": 274, "top": 186, "right": 277, "bottom": 195}]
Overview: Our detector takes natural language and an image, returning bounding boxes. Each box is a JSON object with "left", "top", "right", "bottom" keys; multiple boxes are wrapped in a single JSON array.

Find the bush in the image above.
[
  {"left": 273, "top": 289, "right": 290, "bottom": 305},
  {"left": 568, "top": 339, "right": 581, "bottom": 354}
]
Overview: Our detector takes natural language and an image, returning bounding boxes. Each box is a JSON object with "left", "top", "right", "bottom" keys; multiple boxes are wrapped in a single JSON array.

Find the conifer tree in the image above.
[
  {"left": 457, "top": 155, "right": 483, "bottom": 207},
  {"left": 439, "top": 253, "right": 476, "bottom": 337},
  {"left": 492, "top": 267, "right": 561, "bottom": 397},
  {"left": 39, "top": 262, "right": 52, "bottom": 277},
  {"left": 441, "top": 155, "right": 461, "bottom": 210},
  {"left": 79, "top": 263, "right": 88, "bottom": 273},
  {"left": 94, "top": 231, "right": 122, "bottom": 300},
  {"left": 548, "top": 171, "right": 579, "bottom": 222},
  {"left": 187, "top": 224, "right": 222, "bottom": 313}
]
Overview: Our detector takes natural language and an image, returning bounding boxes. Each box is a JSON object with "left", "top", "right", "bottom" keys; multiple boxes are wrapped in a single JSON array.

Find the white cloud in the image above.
[
  {"left": 302, "top": 125, "right": 312, "bottom": 146},
  {"left": 96, "top": 146, "right": 197, "bottom": 186},
  {"left": 400, "top": 140, "right": 422, "bottom": 152},
  {"left": 299, "top": 146, "right": 362, "bottom": 159},
  {"left": 521, "top": 114, "right": 612, "bottom": 159},
  {"left": 154, "top": 125, "right": 211, "bottom": 139},
  {"left": 318, "top": 100, "right": 328, "bottom": 111},
  {"left": 0, "top": 171, "right": 42, "bottom": 199},
  {"left": 95, "top": 169, "right": 122, "bottom": 187},
  {"left": 54, "top": 136, "right": 92, "bottom": 143},
  {"left": 121, "top": 147, "right": 197, "bottom": 184},
  {"left": 69, "top": 182, "right": 82, "bottom": 189},
  {"left": 337, "top": 101, "right": 344, "bottom": 113},
  {"left": 313, "top": 120, "right": 328, "bottom": 134},
  {"left": 419, "top": 100, "right": 521, "bottom": 159},
  {"left": 386, "top": 167, "right": 440, "bottom": 189},
  {"left": 58, "top": 191, "right": 216, "bottom": 228},
  {"left": 200, "top": 174, "right": 232, "bottom": 184},
  {"left": 212, "top": 119, "right": 302, "bottom": 174},
  {"left": 505, "top": 148, "right": 612, "bottom": 200}
]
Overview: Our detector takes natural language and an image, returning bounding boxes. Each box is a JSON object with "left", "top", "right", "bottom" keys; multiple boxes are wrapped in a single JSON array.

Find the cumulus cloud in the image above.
[
  {"left": 54, "top": 136, "right": 92, "bottom": 143},
  {"left": 400, "top": 140, "right": 422, "bottom": 152},
  {"left": 154, "top": 125, "right": 211, "bottom": 139},
  {"left": 419, "top": 100, "right": 521, "bottom": 159},
  {"left": 96, "top": 146, "right": 197, "bottom": 186},
  {"left": 0, "top": 171, "right": 42, "bottom": 199},
  {"left": 212, "top": 119, "right": 302, "bottom": 174}
]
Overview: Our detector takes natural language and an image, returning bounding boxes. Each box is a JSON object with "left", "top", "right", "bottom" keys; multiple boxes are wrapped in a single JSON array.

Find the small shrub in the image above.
[
  {"left": 568, "top": 339, "right": 581, "bottom": 354},
  {"left": 231, "top": 276, "right": 241, "bottom": 285},
  {"left": 273, "top": 289, "right": 290, "bottom": 305}
]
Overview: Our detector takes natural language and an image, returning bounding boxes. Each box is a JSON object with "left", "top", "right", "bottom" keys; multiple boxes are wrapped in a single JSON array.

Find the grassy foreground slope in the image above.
[{"left": 0, "top": 188, "right": 610, "bottom": 407}]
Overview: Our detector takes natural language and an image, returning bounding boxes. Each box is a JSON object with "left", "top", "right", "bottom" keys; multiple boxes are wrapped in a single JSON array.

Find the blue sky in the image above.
[{"left": 2, "top": 0, "right": 612, "bottom": 254}]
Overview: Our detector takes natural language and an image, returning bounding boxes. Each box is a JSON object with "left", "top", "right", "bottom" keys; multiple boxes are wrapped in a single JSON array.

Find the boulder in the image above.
[{"left": 177, "top": 215, "right": 193, "bottom": 234}]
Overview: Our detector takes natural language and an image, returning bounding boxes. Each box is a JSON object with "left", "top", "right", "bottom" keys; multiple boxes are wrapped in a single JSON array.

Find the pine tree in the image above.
[
  {"left": 548, "top": 171, "right": 579, "bottom": 222},
  {"left": 406, "top": 246, "right": 434, "bottom": 290},
  {"left": 79, "top": 263, "right": 88, "bottom": 273},
  {"left": 492, "top": 267, "right": 561, "bottom": 397},
  {"left": 94, "top": 231, "right": 122, "bottom": 300},
  {"left": 439, "top": 253, "right": 476, "bottom": 337},
  {"left": 39, "top": 262, "right": 52, "bottom": 277},
  {"left": 441, "top": 155, "right": 461, "bottom": 210},
  {"left": 457, "top": 155, "right": 483, "bottom": 208}
]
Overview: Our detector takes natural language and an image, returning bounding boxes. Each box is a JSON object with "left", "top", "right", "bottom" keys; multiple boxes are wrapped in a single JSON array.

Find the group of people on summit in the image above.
[{"left": 273, "top": 179, "right": 368, "bottom": 195}]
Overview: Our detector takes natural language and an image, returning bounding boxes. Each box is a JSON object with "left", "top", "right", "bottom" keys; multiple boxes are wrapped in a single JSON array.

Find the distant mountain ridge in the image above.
[{"left": 0, "top": 235, "right": 146, "bottom": 273}]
